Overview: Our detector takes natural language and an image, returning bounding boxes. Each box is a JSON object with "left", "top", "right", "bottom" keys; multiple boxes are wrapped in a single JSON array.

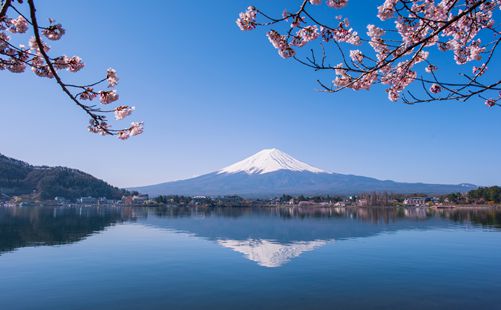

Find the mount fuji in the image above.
[{"left": 132, "top": 148, "right": 476, "bottom": 197}]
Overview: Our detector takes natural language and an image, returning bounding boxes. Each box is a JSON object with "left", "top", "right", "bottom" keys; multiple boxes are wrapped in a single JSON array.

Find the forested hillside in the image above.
[{"left": 0, "top": 154, "right": 126, "bottom": 200}]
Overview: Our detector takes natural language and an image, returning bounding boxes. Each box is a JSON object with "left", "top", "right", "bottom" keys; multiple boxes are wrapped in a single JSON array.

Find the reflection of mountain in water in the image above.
[
  {"left": 0, "top": 207, "right": 140, "bottom": 255},
  {"left": 1, "top": 206, "right": 500, "bottom": 266},
  {"left": 145, "top": 207, "right": 443, "bottom": 244},
  {"left": 218, "top": 239, "right": 328, "bottom": 268},
  {"left": 143, "top": 207, "right": 501, "bottom": 267}
]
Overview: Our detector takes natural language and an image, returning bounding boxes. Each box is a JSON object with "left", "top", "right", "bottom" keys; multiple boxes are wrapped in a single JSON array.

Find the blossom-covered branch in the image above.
[
  {"left": 237, "top": 0, "right": 501, "bottom": 108},
  {"left": 0, "top": 0, "right": 143, "bottom": 139}
]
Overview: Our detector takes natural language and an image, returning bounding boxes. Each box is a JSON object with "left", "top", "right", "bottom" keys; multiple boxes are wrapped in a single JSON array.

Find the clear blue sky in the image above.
[{"left": 1, "top": 0, "right": 500, "bottom": 187}]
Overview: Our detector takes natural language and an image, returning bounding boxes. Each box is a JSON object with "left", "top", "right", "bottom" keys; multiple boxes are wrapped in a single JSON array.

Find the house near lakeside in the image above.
[{"left": 403, "top": 197, "right": 427, "bottom": 206}]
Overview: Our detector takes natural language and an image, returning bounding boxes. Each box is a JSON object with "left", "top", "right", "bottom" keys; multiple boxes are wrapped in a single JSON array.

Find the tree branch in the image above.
[
  {"left": 26, "top": 0, "right": 111, "bottom": 134},
  {"left": 0, "top": 0, "right": 11, "bottom": 19}
]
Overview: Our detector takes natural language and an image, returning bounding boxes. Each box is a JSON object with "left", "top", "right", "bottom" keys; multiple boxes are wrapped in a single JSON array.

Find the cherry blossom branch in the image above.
[
  {"left": 236, "top": 0, "right": 500, "bottom": 109},
  {"left": 0, "top": 0, "right": 144, "bottom": 139},
  {"left": 27, "top": 0, "right": 106, "bottom": 128}
]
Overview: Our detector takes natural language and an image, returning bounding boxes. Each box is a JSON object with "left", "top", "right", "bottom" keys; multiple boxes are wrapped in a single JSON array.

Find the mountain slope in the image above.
[
  {"left": 132, "top": 149, "right": 476, "bottom": 197},
  {"left": 0, "top": 153, "right": 126, "bottom": 200}
]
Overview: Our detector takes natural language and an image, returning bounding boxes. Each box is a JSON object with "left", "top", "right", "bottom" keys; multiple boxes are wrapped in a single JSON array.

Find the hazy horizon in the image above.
[{"left": 0, "top": 148, "right": 490, "bottom": 189}]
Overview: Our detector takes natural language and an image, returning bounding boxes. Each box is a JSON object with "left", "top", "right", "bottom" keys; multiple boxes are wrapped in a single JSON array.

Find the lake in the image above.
[{"left": 0, "top": 206, "right": 500, "bottom": 310}]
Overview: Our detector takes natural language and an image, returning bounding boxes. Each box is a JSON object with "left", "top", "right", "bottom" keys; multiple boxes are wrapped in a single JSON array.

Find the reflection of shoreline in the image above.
[
  {"left": 218, "top": 239, "right": 330, "bottom": 268},
  {"left": 0, "top": 206, "right": 144, "bottom": 255},
  {"left": 1, "top": 206, "right": 500, "bottom": 259},
  {"left": 152, "top": 205, "right": 497, "bottom": 220}
]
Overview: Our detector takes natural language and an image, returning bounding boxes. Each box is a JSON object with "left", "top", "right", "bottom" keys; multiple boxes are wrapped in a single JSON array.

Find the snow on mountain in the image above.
[
  {"left": 217, "top": 238, "right": 328, "bottom": 268},
  {"left": 130, "top": 148, "right": 476, "bottom": 197},
  {"left": 217, "top": 148, "right": 325, "bottom": 175}
]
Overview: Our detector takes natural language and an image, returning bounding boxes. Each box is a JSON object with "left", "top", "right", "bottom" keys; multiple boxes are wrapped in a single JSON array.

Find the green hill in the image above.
[{"left": 0, "top": 153, "right": 127, "bottom": 200}]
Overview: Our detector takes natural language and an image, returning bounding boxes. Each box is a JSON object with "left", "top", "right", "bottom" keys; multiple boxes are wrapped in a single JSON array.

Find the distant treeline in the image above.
[
  {"left": 154, "top": 195, "right": 259, "bottom": 207},
  {"left": 446, "top": 186, "right": 501, "bottom": 204},
  {"left": 280, "top": 187, "right": 501, "bottom": 205},
  {"left": 152, "top": 187, "right": 501, "bottom": 207}
]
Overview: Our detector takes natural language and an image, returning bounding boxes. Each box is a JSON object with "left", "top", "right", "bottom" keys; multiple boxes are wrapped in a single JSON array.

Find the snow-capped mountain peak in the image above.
[{"left": 217, "top": 148, "right": 325, "bottom": 175}]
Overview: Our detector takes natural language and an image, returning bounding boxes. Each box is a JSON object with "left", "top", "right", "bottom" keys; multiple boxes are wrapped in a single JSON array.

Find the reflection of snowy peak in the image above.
[
  {"left": 218, "top": 239, "right": 328, "bottom": 268},
  {"left": 218, "top": 148, "right": 325, "bottom": 175}
]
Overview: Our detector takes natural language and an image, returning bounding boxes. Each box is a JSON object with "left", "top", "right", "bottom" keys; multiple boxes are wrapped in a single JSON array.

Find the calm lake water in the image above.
[{"left": 0, "top": 206, "right": 500, "bottom": 310}]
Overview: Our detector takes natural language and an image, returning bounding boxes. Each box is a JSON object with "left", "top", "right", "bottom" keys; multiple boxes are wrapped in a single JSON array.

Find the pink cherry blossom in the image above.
[
  {"left": 320, "top": 21, "right": 360, "bottom": 45},
  {"left": 88, "top": 120, "right": 109, "bottom": 136},
  {"left": 42, "top": 23, "right": 65, "bottom": 40},
  {"left": 485, "top": 99, "right": 496, "bottom": 107},
  {"left": 430, "top": 84, "right": 441, "bottom": 94},
  {"left": 0, "top": 32, "right": 10, "bottom": 50},
  {"left": 236, "top": 6, "right": 257, "bottom": 31},
  {"left": 107, "top": 68, "right": 119, "bottom": 87},
  {"left": 31, "top": 55, "right": 53, "bottom": 78},
  {"left": 129, "top": 122, "right": 144, "bottom": 136},
  {"left": 349, "top": 49, "right": 363, "bottom": 62},
  {"left": 29, "top": 36, "right": 50, "bottom": 53},
  {"left": 425, "top": 64, "right": 437, "bottom": 73},
  {"left": 278, "top": 47, "right": 296, "bottom": 59},
  {"left": 99, "top": 90, "right": 119, "bottom": 104},
  {"left": 80, "top": 88, "right": 97, "bottom": 101},
  {"left": 9, "top": 16, "right": 28, "bottom": 33},
  {"left": 117, "top": 130, "right": 130, "bottom": 140},
  {"left": 377, "top": 0, "right": 398, "bottom": 21},
  {"left": 114, "top": 105, "right": 134, "bottom": 120},
  {"left": 387, "top": 88, "right": 399, "bottom": 102},
  {"left": 267, "top": 30, "right": 296, "bottom": 58},
  {"left": 291, "top": 25, "right": 319, "bottom": 47},
  {"left": 326, "top": 0, "right": 348, "bottom": 9},
  {"left": 267, "top": 30, "right": 288, "bottom": 50},
  {"left": 282, "top": 9, "right": 290, "bottom": 20},
  {"left": 7, "top": 58, "right": 26, "bottom": 73},
  {"left": 53, "top": 56, "right": 69, "bottom": 70},
  {"left": 290, "top": 16, "right": 305, "bottom": 28},
  {"left": 67, "top": 56, "right": 84, "bottom": 72},
  {"left": 473, "top": 64, "right": 488, "bottom": 76}
]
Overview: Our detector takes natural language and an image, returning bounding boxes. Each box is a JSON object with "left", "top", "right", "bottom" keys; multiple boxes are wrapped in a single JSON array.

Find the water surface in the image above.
[{"left": 0, "top": 206, "right": 500, "bottom": 309}]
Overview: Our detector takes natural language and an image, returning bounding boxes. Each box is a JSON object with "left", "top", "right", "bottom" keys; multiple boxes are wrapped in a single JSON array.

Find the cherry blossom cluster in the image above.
[
  {"left": 320, "top": 17, "right": 361, "bottom": 46},
  {"left": 310, "top": 0, "right": 349, "bottom": 8},
  {"left": 237, "top": 0, "right": 501, "bottom": 107},
  {"left": 0, "top": 0, "right": 143, "bottom": 139},
  {"left": 0, "top": 15, "right": 84, "bottom": 77},
  {"left": 236, "top": 6, "right": 257, "bottom": 31}
]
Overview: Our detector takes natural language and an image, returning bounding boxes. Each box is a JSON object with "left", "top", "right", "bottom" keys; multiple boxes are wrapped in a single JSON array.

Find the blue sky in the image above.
[{"left": 1, "top": 0, "right": 500, "bottom": 187}]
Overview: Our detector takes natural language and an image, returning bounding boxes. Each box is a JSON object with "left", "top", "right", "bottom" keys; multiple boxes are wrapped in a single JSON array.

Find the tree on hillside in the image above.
[
  {"left": 0, "top": 0, "right": 143, "bottom": 139},
  {"left": 468, "top": 186, "right": 501, "bottom": 202},
  {"left": 237, "top": 0, "right": 500, "bottom": 106}
]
